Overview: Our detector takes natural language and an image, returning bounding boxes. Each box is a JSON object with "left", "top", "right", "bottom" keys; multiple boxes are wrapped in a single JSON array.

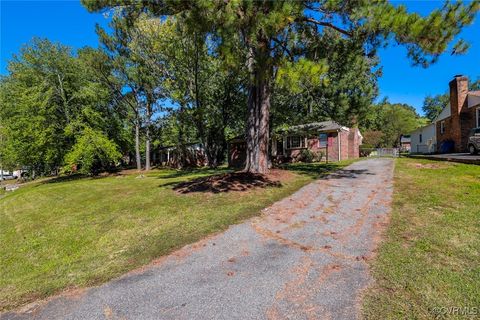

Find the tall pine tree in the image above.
[{"left": 83, "top": 0, "right": 478, "bottom": 173}]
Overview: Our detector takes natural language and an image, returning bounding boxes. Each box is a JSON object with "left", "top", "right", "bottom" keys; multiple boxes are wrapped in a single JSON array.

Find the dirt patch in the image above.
[
  {"left": 173, "top": 170, "right": 291, "bottom": 194},
  {"left": 408, "top": 162, "right": 451, "bottom": 169}
]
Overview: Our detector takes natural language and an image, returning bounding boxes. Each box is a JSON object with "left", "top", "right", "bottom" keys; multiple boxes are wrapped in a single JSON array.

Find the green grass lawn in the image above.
[
  {"left": 0, "top": 161, "right": 353, "bottom": 311},
  {"left": 363, "top": 158, "right": 480, "bottom": 319}
]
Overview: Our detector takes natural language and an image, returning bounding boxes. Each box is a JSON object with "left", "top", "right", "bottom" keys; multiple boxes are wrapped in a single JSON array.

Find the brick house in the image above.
[
  {"left": 436, "top": 75, "right": 480, "bottom": 153},
  {"left": 228, "top": 121, "right": 362, "bottom": 168}
]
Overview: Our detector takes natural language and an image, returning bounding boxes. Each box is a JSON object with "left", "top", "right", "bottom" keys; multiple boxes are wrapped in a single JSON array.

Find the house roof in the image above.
[
  {"left": 468, "top": 91, "right": 480, "bottom": 109},
  {"left": 277, "top": 121, "right": 349, "bottom": 134},
  {"left": 228, "top": 121, "right": 354, "bottom": 143},
  {"left": 410, "top": 122, "right": 435, "bottom": 135},
  {"left": 435, "top": 105, "right": 451, "bottom": 122}
]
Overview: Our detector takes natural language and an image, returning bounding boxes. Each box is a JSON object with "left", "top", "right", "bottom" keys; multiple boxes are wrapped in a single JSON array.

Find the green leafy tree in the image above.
[
  {"left": 0, "top": 39, "right": 81, "bottom": 175},
  {"left": 64, "top": 127, "right": 121, "bottom": 175},
  {"left": 130, "top": 15, "right": 246, "bottom": 167},
  {"left": 83, "top": 0, "right": 478, "bottom": 173},
  {"left": 0, "top": 38, "right": 124, "bottom": 177},
  {"left": 96, "top": 15, "right": 149, "bottom": 170},
  {"left": 362, "top": 100, "right": 427, "bottom": 147},
  {"left": 362, "top": 130, "right": 385, "bottom": 148},
  {"left": 273, "top": 31, "right": 380, "bottom": 128},
  {"left": 422, "top": 94, "right": 450, "bottom": 121}
]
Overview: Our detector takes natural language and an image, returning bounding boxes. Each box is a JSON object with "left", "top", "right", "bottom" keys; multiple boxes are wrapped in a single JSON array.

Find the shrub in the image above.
[
  {"left": 316, "top": 151, "right": 325, "bottom": 162},
  {"left": 360, "top": 144, "right": 374, "bottom": 157},
  {"left": 299, "top": 149, "right": 316, "bottom": 163},
  {"left": 64, "top": 128, "right": 121, "bottom": 175}
]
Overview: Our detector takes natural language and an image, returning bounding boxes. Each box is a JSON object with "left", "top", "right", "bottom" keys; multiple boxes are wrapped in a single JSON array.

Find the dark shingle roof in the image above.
[{"left": 277, "top": 121, "right": 348, "bottom": 133}]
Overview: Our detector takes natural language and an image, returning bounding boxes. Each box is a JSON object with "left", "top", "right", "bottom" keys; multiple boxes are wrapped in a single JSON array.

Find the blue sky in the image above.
[{"left": 1, "top": 0, "right": 479, "bottom": 115}]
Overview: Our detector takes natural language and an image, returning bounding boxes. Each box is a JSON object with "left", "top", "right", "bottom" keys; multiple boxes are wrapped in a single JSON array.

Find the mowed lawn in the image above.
[
  {"left": 363, "top": 158, "right": 480, "bottom": 319},
  {"left": 0, "top": 162, "right": 351, "bottom": 311}
]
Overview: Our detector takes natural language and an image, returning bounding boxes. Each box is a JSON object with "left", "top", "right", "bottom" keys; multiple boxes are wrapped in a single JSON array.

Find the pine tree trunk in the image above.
[
  {"left": 244, "top": 39, "right": 271, "bottom": 174},
  {"left": 245, "top": 82, "right": 271, "bottom": 174},
  {"left": 135, "top": 119, "right": 141, "bottom": 171}
]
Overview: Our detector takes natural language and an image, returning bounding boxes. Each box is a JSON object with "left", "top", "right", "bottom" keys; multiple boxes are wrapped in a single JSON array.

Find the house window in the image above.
[
  {"left": 319, "top": 133, "right": 328, "bottom": 148},
  {"left": 286, "top": 136, "right": 305, "bottom": 149},
  {"left": 419, "top": 134, "right": 423, "bottom": 143},
  {"left": 440, "top": 121, "right": 446, "bottom": 134}
]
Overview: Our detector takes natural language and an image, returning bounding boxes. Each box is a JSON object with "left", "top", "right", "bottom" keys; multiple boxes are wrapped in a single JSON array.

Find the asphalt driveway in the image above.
[
  {"left": 2, "top": 158, "right": 394, "bottom": 320},
  {"left": 411, "top": 153, "right": 480, "bottom": 165}
]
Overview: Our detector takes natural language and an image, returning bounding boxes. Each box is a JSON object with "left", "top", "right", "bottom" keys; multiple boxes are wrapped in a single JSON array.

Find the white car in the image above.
[{"left": 0, "top": 171, "right": 17, "bottom": 180}]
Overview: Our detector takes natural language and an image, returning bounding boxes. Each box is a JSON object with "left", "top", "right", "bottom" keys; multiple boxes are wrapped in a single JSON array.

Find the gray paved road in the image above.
[{"left": 2, "top": 158, "right": 394, "bottom": 320}]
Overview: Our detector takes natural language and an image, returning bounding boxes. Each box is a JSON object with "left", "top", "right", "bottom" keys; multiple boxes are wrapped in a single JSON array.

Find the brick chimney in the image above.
[
  {"left": 445, "top": 75, "right": 472, "bottom": 152},
  {"left": 449, "top": 75, "right": 469, "bottom": 115}
]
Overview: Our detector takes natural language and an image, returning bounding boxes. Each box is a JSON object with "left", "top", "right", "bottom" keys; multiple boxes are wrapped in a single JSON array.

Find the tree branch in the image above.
[
  {"left": 303, "top": 18, "right": 352, "bottom": 37},
  {"left": 272, "top": 37, "right": 293, "bottom": 59}
]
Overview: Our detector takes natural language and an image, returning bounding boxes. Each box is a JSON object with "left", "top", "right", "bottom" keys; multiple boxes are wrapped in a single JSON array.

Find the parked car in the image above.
[
  {"left": 467, "top": 127, "right": 480, "bottom": 155},
  {"left": 0, "top": 170, "right": 20, "bottom": 180},
  {"left": 0, "top": 173, "right": 16, "bottom": 181}
]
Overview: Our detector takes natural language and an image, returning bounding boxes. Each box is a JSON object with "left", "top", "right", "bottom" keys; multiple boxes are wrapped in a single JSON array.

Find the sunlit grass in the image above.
[
  {"left": 363, "top": 158, "right": 480, "bottom": 319},
  {"left": 0, "top": 161, "right": 354, "bottom": 311}
]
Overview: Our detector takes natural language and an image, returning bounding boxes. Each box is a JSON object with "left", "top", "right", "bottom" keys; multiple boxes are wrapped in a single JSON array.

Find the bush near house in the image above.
[
  {"left": 298, "top": 149, "right": 316, "bottom": 163},
  {"left": 360, "top": 144, "right": 375, "bottom": 157}
]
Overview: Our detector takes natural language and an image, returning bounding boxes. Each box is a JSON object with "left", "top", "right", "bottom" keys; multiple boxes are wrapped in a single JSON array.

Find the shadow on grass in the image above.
[
  {"left": 40, "top": 172, "right": 122, "bottom": 184},
  {"left": 40, "top": 174, "right": 89, "bottom": 184},
  {"left": 33, "top": 166, "right": 231, "bottom": 187},
  {"left": 156, "top": 167, "right": 232, "bottom": 179},
  {"left": 168, "top": 172, "right": 282, "bottom": 194}
]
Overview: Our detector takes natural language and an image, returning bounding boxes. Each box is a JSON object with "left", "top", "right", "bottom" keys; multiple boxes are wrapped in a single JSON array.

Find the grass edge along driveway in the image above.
[
  {"left": 362, "top": 158, "right": 480, "bottom": 320},
  {"left": 0, "top": 160, "right": 355, "bottom": 312}
]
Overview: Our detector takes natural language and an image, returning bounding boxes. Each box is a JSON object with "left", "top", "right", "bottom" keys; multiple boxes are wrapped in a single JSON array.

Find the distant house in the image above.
[
  {"left": 410, "top": 75, "right": 480, "bottom": 154},
  {"left": 229, "top": 121, "right": 362, "bottom": 168},
  {"left": 410, "top": 123, "right": 436, "bottom": 154},
  {"left": 155, "top": 143, "right": 206, "bottom": 167},
  {"left": 399, "top": 135, "right": 411, "bottom": 152},
  {"left": 436, "top": 75, "right": 480, "bottom": 153}
]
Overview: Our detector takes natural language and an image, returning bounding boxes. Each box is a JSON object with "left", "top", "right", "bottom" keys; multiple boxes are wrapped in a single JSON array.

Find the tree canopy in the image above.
[
  {"left": 83, "top": 0, "right": 478, "bottom": 173},
  {"left": 0, "top": 1, "right": 478, "bottom": 176},
  {"left": 0, "top": 39, "right": 126, "bottom": 175},
  {"left": 361, "top": 100, "right": 427, "bottom": 147}
]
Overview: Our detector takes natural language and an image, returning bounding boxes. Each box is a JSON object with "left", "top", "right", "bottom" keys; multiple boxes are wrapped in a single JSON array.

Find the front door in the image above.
[{"left": 276, "top": 139, "right": 284, "bottom": 156}]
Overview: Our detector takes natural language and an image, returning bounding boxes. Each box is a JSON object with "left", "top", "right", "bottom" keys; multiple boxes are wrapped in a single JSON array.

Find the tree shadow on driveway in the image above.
[
  {"left": 325, "top": 169, "right": 375, "bottom": 180},
  {"left": 278, "top": 162, "right": 373, "bottom": 180}
]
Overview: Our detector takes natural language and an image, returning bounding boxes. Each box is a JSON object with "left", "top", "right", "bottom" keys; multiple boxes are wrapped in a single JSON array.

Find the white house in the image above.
[
  {"left": 411, "top": 76, "right": 480, "bottom": 154},
  {"left": 410, "top": 95, "right": 452, "bottom": 154},
  {"left": 410, "top": 123, "right": 436, "bottom": 154}
]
